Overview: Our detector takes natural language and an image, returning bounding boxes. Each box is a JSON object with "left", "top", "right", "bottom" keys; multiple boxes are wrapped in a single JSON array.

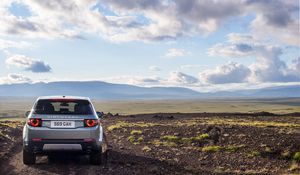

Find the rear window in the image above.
[{"left": 34, "top": 99, "right": 93, "bottom": 115}]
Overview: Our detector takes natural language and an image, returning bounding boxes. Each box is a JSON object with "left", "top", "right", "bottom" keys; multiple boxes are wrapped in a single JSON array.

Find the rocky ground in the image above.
[{"left": 0, "top": 113, "right": 299, "bottom": 175}]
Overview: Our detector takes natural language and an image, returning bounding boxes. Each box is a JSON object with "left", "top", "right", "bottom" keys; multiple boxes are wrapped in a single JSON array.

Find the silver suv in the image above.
[{"left": 23, "top": 96, "right": 103, "bottom": 165}]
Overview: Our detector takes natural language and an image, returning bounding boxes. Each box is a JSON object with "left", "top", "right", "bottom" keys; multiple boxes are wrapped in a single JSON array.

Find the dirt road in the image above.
[{"left": 0, "top": 113, "right": 299, "bottom": 175}]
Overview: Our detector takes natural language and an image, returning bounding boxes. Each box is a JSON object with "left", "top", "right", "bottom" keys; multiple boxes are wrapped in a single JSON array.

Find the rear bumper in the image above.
[
  {"left": 23, "top": 139, "right": 101, "bottom": 155},
  {"left": 24, "top": 124, "right": 102, "bottom": 140},
  {"left": 23, "top": 124, "right": 103, "bottom": 154}
]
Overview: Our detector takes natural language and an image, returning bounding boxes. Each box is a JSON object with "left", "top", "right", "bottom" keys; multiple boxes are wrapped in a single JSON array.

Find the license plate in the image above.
[{"left": 50, "top": 121, "right": 75, "bottom": 128}]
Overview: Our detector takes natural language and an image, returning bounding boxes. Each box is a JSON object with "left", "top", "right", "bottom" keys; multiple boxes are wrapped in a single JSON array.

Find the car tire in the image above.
[
  {"left": 90, "top": 147, "right": 102, "bottom": 165},
  {"left": 23, "top": 149, "right": 36, "bottom": 165}
]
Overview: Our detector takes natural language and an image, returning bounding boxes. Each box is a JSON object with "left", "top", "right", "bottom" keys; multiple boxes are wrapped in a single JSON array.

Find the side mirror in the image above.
[
  {"left": 96, "top": 111, "right": 104, "bottom": 118},
  {"left": 25, "top": 111, "right": 31, "bottom": 117}
]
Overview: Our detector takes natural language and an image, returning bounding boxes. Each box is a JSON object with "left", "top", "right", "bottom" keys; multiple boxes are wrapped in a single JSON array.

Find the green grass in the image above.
[
  {"left": 150, "top": 139, "right": 177, "bottom": 147},
  {"left": 142, "top": 146, "right": 151, "bottom": 152},
  {"left": 280, "top": 150, "right": 291, "bottom": 159},
  {"left": 224, "top": 145, "right": 245, "bottom": 153},
  {"left": 204, "top": 119, "right": 300, "bottom": 128},
  {"left": 288, "top": 162, "right": 299, "bottom": 171},
  {"left": 108, "top": 118, "right": 300, "bottom": 134},
  {"left": 130, "top": 130, "right": 142, "bottom": 135},
  {"left": 161, "top": 135, "right": 180, "bottom": 142},
  {"left": 127, "top": 136, "right": 135, "bottom": 143},
  {"left": 137, "top": 136, "right": 144, "bottom": 142},
  {"left": 202, "top": 146, "right": 221, "bottom": 152},
  {"left": 91, "top": 98, "right": 300, "bottom": 115},
  {"left": 1, "top": 98, "right": 299, "bottom": 118},
  {"left": 201, "top": 145, "right": 245, "bottom": 153},
  {"left": 160, "top": 133, "right": 210, "bottom": 144},
  {"left": 107, "top": 121, "right": 157, "bottom": 131},
  {"left": 127, "top": 135, "right": 144, "bottom": 145},
  {"left": 198, "top": 133, "right": 209, "bottom": 139},
  {"left": 0, "top": 131, "right": 12, "bottom": 140},
  {"left": 247, "top": 151, "right": 261, "bottom": 157},
  {"left": 293, "top": 152, "right": 300, "bottom": 162}
]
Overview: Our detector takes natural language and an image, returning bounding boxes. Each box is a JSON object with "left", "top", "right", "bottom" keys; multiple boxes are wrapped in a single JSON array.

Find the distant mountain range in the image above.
[{"left": 0, "top": 81, "right": 299, "bottom": 99}]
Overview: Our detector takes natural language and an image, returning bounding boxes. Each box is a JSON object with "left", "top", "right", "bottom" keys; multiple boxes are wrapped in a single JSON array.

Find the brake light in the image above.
[
  {"left": 84, "top": 138, "right": 94, "bottom": 142},
  {"left": 49, "top": 99, "right": 76, "bottom": 102},
  {"left": 32, "top": 138, "right": 42, "bottom": 141},
  {"left": 28, "top": 118, "right": 42, "bottom": 127},
  {"left": 84, "top": 119, "right": 98, "bottom": 127}
]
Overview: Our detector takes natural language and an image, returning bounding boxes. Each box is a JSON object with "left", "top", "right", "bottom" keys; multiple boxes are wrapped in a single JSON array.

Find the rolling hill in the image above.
[{"left": 0, "top": 81, "right": 299, "bottom": 99}]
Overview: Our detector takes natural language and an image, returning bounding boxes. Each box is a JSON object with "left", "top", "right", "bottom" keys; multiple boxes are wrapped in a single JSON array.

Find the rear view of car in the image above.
[{"left": 23, "top": 96, "right": 103, "bottom": 165}]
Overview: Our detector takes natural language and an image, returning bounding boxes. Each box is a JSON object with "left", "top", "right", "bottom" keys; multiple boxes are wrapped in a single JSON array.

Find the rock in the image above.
[
  {"left": 174, "top": 132, "right": 180, "bottom": 136},
  {"left": 153, "top": 114, "right": 163, "bottom": 119},
  {"left": 167, "top": 115, "right": 174, "bottom": 119}
]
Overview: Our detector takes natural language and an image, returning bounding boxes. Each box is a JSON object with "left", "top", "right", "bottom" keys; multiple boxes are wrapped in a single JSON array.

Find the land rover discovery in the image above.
[{"left": 23, "top": 96, "right": 103, "bottom": 165}]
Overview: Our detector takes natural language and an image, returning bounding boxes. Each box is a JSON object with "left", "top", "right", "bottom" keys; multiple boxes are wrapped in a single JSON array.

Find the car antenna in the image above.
[{"left": 63, "top": 95, "right": 65, "bottom": 98}]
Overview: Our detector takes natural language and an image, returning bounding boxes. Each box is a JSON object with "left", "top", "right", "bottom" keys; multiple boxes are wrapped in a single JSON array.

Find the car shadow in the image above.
[{"left": 27, "top": 149, "right": 246, "bottom": 175}]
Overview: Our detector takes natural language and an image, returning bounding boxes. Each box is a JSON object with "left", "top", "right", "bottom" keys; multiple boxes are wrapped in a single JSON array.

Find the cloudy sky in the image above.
[{"left": 0, "top": 0, "right": 299, "bottom": 92}]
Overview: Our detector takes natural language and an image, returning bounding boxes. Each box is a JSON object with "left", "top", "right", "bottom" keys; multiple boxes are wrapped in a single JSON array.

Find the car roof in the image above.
[{"left": 37, "top": 96, "right": 90, "bottom": 101}]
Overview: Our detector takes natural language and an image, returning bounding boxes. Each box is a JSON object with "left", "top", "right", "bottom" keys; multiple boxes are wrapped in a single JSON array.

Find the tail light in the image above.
[
  {"left": 84, "top": 119, "right": 98, "bottom": 127},
  {"left": 28, "top": 118, "right": 42, "bottom": 127}
]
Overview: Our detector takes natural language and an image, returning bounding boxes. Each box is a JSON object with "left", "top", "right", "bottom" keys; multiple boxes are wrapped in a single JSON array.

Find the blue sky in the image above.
[{"left": 0, "top": 0, "right": 299, "bottom": 92}]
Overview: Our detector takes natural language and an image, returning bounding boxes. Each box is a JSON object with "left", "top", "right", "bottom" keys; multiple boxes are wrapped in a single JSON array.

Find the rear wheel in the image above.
[
  {"left": 90, "top": 147, "right": 102, "bottom": 165},
  {"left": 23, "top": 149, "right": 36, "bottom": 165}
]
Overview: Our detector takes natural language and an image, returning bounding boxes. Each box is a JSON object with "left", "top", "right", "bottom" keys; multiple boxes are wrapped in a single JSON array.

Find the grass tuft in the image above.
[
  {"left": 127, "top": 135, "right": 143, "bottom": 145},
  {"left": 137, "top": 136, "right": 144, "bottom": 142},
  {"left": 160, "top": 133, "right": 209, "bottom": 144},
  {"left": 161, "top": 135, "right": 180, "bottom": 142},
  {"left": 288, "top": 162, "right": 299, "bottom": 171},
  {"left": 127, "top": 136, "right": 135, "bottom": 143},
  {"left": 142, "top": 146, "right": 151, "bottom": 152},
  {"left": 202, "top": 146, "right": 221, "bottom": 152},
  {"left": 150, "top": 139, "right": 177, "bottom": 147},
  {"left": 247, "top": 151, "right": 260, "bottom": 157},
  {"left": 293, "top": 152, "right": 300, "bottom": 163},
  {"left": 198, "top": 133, "right": 209, "bottom": 139},
  {"left": 224, "top": 145, "right": 245, "bottom": 153},
  {"left": 130, "top": 130, "right": 142, "bottom": 135},
  {"left": 280, "top": 150, "right": 291, "bottom": 159}
]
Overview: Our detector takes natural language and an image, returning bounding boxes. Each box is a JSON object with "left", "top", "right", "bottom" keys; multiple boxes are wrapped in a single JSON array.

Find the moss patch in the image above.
[
  {"left": 202, "top": 146, "right": 221, "bottom": 152},
  {"left": 130, "top": 130, "right": 142, "bottom": 135},
  {"left": 293, "top": 152, "right": 300, "bottom": 163}
]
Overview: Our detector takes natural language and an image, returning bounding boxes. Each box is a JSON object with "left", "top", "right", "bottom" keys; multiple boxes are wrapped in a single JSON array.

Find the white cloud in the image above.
[
  {"left": 249, "top": 52, "right": 300, "bottom": 83},
  {"left": 149, "top": 66, "right": 161, "bottom": 71},
  {"left": 289, "top": 57, "right": 300, "bottom": 76},
  {"left": 102, "top": 75, "right": 162, "bottom": 86},
  {"left": 0, "top": 73, "right": 32, "bottom": 84},
  {"left": 0, "top": 39, "right": 31, "bottom": 50},
  {"left": 246, "top": 0, "right": 299, "bottom": 46},
  {"left": 207, "top": 33, "right": 300, "bottom": 83},
  {"left": 227, "top": 33, "right": 254, "bottom": 43},
  {"left": 208, "top": 43, "right": 254, "bottom": 57},
  {"left": 208, "top": 33, "right": 255, "bottom": 57},
  {"left": 0, "top": 0, "right": 296, "bottom": 45},
  {"left": 165, "top": 48, "right": 191, "bottom": 58},
  {"left": 167, "top": 71, "right": 199, "bottom": 85},
  {"left": 6, "top": 54, "right": 52, "bottom": 73},
  {"left": 102, "top": 71, "right": 200, "bottom": 87},
  {"left": 200, "top": 62, "right": 251, "bottom": 84}
]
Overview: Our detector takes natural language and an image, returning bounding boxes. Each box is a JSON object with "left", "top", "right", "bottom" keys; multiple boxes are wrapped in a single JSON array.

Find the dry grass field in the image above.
[
  {"left": 1, "top": 97, "right": 299, "bottom": 119},
  {"left": 0, "top": 97, "right": 299, "bottom": 174},
  {"left": 0, "top": 113, "right": 299, "bottom": 174}
]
